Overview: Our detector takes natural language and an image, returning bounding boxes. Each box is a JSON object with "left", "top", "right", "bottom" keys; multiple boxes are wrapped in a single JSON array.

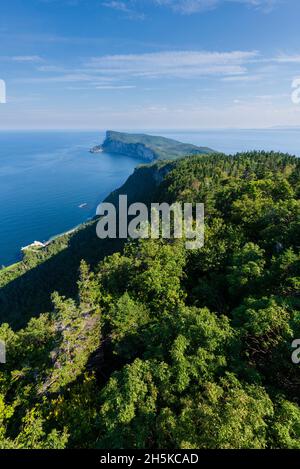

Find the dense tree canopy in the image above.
[{"left": 0, "top": 150, "right": 300, "bottom": 448}]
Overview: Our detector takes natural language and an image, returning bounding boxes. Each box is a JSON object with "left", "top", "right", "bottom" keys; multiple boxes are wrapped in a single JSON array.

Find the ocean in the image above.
[
  {"left": 0, "top": 128, "right": 299, "bottom": 267},
  {"left": 0, "top": 131, "right": 142, "bottom": 267}
]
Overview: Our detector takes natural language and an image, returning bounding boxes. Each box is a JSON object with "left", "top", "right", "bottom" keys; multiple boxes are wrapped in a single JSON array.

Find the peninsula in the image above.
[{"left": 90, "top": 130, "right": 215, "bottom": 161}]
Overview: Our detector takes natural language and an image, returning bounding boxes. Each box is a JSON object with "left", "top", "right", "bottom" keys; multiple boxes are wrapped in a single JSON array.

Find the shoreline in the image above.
[{"left": 20, "top": 216, "right": 95, "bottom": 256}]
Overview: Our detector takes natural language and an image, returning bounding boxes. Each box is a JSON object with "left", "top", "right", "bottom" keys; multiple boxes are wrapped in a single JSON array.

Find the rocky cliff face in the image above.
[
  {"left": 104, "top": 161, "right": 174, "bottom": 207},
  {"left": 102, "top": 135, "right": 156, "bottom": 162}
]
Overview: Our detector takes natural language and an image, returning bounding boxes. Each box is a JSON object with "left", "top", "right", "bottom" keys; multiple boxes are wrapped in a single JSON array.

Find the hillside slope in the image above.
[
  {"left": 0, "top": 161, "right": 171, "bottom": 328},
  {"left": 1, "top": 150, "right": 300, "bottom": 449}
]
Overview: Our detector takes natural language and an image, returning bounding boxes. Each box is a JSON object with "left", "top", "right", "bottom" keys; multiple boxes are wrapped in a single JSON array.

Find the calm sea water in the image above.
[
  {"left": 166, "top": 128, "right": 300, "bottom": 156},
  {"left": 0, "top": 129, "right": 299, "bottom": 267},
  {"left": 0, "top": 131, "right": 143, "bottom": 266}
]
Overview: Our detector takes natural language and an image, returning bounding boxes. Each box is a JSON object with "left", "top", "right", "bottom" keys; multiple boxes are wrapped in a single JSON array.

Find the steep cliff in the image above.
[{"left": 104, "top": 161, "right": 174, "bottom": 206}]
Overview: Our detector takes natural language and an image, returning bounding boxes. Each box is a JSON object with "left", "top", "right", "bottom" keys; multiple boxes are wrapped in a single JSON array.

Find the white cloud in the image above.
[
  {"left": 11, "top": 55, "right": 43, "bottom": 62},
  {"left": 20, "top": 49, "right": 258, "bottom": 86},
  {"left": 153, "top": 0, "right": 278, "bottom": 14},
  {"left": 87, "top": 50, "right": 259, "bottom": 79},
  {"left": 37, "top": 65, "right": 66, "bottom": 72},
  {"left": 154, "top": 0, "right": 218, "bottom": 14},
  {"left": 39, "top": 0, "right": 279, "bottom": 14},
  {"left": 255, "top": 93, "right": 289, "bottom": 100},
  {"left": 102, "top": 1, "right": 145, "bottom": 19},
  {"left": 222, "top": 74, "right": 262, "bottom": 82},
  {"left": 95, "top": 84, "right": 137, "bottom": 89},
  {"left": 15, "top": 73, "right": 95, "bottom": 83},
  {"left": 99, "top": 0, "right": 279, "bottom": 18},
  {"left": 275, "top": 54, "right": 300, "bottom": 64},
  {"left": 103, "top": 0, "right": 134, "bottom": 12},
  {"left": 36, "top": 0, "right": 280, "bottom": 17}
]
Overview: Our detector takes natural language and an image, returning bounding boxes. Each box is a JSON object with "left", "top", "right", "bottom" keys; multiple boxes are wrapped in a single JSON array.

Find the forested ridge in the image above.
[{"left": 1, "top": 150, "right": 300, "bottom": 448}]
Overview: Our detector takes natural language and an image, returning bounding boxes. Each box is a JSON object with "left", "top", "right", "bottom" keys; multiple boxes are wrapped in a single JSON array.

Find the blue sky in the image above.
[{"left": 0, "top": 0, "right": 300, "bottom": 129}]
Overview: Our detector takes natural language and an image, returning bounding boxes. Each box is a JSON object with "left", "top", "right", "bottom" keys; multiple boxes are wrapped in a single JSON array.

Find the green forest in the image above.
[{"left": 1, "top": 150, "right": 300, "bottom": 449}]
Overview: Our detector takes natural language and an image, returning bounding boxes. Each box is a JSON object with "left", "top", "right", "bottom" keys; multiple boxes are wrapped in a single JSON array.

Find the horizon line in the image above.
[{"left": 0, "top": 126, "right": 299, "bottom": 132}]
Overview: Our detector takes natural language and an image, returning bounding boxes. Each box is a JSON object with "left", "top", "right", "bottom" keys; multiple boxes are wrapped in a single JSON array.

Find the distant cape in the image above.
[{"left": 91, "top": 130, "right": 215, "bottom": 161}]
